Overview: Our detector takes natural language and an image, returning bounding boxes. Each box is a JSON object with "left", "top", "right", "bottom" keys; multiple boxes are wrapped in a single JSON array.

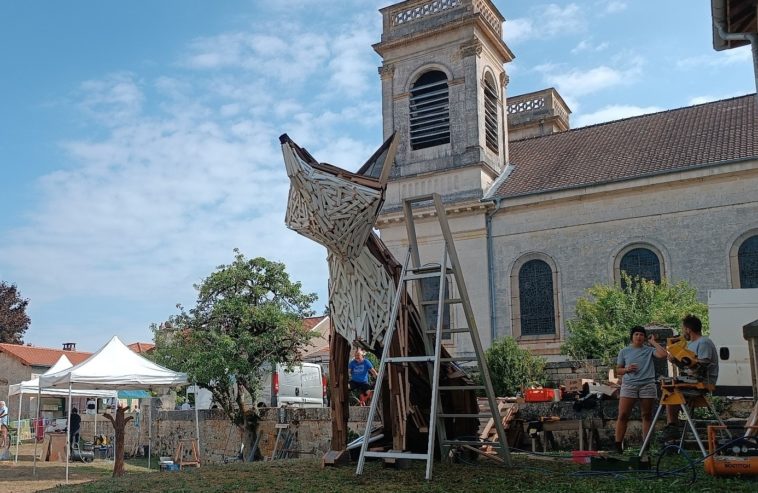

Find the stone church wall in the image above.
[{"left": 491, "top": 164, "right": 758, "bottom": 355}]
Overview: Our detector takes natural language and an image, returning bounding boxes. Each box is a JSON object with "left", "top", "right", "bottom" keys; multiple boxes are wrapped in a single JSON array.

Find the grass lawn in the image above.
[{"left": 41, "top": 452, "right": 758, "bottom": 493}]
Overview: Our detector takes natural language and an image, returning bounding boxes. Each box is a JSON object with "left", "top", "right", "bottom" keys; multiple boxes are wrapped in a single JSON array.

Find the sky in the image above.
[{"left": 0, "top": 1, "right": 754, "bottom": 352}]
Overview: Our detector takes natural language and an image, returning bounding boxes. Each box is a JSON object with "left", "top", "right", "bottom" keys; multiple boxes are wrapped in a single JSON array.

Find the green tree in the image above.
[
  {"left": 486, "top": 337, "right": 547, "bottom": 397},
  {"left": 561, "top": 274, "right": 708, "bottom": 364},
  {"left": 0, "top": 281, "right": 31, "bottom": 344},
  {"left": 151, "top": 250, "right": 317, "bottom": 458}
]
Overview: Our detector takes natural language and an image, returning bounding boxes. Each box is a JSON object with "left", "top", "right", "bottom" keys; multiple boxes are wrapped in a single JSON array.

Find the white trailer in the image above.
[{"left": 708, "top": 288, "right": 758, "bottom": 396}]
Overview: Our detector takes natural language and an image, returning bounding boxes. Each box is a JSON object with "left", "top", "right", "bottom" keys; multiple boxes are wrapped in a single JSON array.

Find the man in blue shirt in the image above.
[{"left": 348, "top": 348, "right": 377, "bottom": 401}]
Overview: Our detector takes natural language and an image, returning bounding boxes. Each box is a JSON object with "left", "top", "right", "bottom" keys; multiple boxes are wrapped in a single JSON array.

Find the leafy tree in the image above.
[
  {"left": 0, "top": 281, "right": 31, "bottom": 344},
  {"left": 486, "top": 336, "right": 547, "bottom": 397},
  {"left": 561, "top": 274, "right": 708, "bottom": 364},
  {"left": 151, "top": 250, "right": 317, "bottom": 459}
]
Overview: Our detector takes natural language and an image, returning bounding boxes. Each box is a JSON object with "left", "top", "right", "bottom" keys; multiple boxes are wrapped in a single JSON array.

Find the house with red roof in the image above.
[{"left": 0, "top": 340, "right": 157, "bottom": 416}]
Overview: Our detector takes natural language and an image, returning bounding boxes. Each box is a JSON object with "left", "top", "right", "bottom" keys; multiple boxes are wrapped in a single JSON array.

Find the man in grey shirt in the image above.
[{"left": 662, "top": 315, "right": 719, "bottom": 430}]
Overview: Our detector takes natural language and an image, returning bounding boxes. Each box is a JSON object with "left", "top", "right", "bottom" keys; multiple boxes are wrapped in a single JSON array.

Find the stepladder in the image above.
[{"left": 355, "top": 193, "right": 511, "bottom": 480}]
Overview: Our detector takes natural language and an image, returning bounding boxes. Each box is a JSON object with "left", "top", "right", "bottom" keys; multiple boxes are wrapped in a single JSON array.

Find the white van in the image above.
[
  {"left": 257, "top": 362, "right": 327, "bottom": 408},
  {"left": 708, "top": 288, "right": 758, "bottom": 396}
]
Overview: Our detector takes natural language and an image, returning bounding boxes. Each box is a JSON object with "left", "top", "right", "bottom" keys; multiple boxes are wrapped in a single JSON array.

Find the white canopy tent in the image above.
[
  {"left": 8, "top": 354, "right": 117, "bottom": 464},
  {"left": 38, "top": 336, "right": 191, "bottom": 481}
]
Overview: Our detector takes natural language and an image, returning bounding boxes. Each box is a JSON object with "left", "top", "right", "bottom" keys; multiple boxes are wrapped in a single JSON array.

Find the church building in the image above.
[{"left": 372, "top": 0, "right": 758, "bottom": 359}]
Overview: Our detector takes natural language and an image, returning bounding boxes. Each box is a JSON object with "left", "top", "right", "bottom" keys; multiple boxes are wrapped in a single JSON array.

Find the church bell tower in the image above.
[
  {"left": 373, "top": 0, "right": 514, "bottom": 352},
  {"left": 373, "top": 0, "right": 514, "bottom": 212}
]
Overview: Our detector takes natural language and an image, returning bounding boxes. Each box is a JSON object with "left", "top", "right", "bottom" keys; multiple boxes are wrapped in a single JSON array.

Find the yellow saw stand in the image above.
[{"left": 639, "top": 379, "right": 728, "bottom": 457}]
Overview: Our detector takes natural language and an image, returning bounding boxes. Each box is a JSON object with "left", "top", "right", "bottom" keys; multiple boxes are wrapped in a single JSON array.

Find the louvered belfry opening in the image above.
[
  {"left": 483, "top": 75, "right": 499, "bottom": 153},
  {"left": 409, "top": 70, "right": 450, "bottom": 150}
]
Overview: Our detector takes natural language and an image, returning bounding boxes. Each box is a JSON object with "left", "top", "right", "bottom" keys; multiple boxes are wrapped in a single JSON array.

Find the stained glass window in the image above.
[
  {"left": 620, "top": 247, "right": 661, "bottom": 287},
  {"left": 518, "top": 260, "right": 555, "bottom": 336},
  {"left": 739, "top": 235, "right": 758, "bottom": 288}
]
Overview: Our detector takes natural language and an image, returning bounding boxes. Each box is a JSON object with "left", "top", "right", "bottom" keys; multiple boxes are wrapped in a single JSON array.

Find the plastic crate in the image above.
[{"left": 524, "top": 388, "right": 561, "bottom": 402}]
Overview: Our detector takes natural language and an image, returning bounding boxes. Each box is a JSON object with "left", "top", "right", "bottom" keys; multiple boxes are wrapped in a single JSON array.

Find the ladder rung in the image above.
[
  {"left": 362, "top": 451, "right": 429, "bottom": 460},
  {"left": 437, "top": 413, "right": 492, "bottom": 418},
  {"left": 442, "top": 439, "right": 502, "bottom": 447},
  {"left": 438, "top": 385, "right": 485, "bottom": 391},
  {"left": 425, "top": 328, "right": 471, "bottom": 334},
  {"left": 384, "top": 356, "right": 435, "bottom": 363},
  {"left": 404, "top": 270, "right": 452, "bottom": 281},
  {"left": 420, "top": 298, "right": 462, "bottom": 306}
]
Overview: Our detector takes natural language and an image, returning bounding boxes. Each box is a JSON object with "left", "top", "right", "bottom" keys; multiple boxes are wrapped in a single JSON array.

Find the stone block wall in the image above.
[
  {"left": 544, "top": 360, "right": 612, "bottom": 387},
  {"left": 76, "top": 406, "right": 377, "bottom": 464}
]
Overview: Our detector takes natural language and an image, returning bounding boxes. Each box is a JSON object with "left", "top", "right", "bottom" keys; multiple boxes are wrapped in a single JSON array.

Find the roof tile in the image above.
[
  {"left": 0, "top": 343, "right": 92, "bottom": 367},
  {"left": 496, "top": 94, "right": 757, "bottom": 198}
]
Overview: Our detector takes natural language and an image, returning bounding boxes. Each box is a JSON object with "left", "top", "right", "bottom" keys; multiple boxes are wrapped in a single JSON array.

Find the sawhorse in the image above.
[{"left": 639, "top": 381, "right": 728, "bottom": 457}]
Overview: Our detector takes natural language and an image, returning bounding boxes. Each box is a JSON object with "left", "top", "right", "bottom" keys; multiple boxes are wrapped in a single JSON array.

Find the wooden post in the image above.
[{"left": 329, "top": 328, "right": 350, "bottom": 452}]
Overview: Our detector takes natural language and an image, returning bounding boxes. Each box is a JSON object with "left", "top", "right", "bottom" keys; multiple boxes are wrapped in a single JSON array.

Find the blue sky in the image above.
[{"left": 0, "top": 1, "right": 754, "bottom": 352}]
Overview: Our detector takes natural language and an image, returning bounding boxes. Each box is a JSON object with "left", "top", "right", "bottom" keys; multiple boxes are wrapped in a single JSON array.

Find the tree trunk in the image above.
[
  {"left": 241, "top": 413, "right": 260, "bottom": 462},
  {"left": 104, "top": 405, "right": 134, "bottom": 477}
]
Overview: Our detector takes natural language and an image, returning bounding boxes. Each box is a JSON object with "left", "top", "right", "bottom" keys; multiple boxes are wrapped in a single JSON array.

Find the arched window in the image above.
[
  {"left": 619, "top": 247, "right": 661, "bottom": 287},
  {"left": 409, "top": 70, "right": 450, "bottom": 150},
  {"left": 738, "top": 235, "right": 758, "bottom": 288},
  {"left": 483, "top": 74, "right": 499, "bottom": 153},
  {"left": 518, "top": 260, "right": 556, "bottom": 336}
]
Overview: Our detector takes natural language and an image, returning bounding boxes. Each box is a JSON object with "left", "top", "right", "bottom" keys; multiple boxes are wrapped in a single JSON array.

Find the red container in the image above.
[
  {"left": 571, "top": 450, "right": 600, "bottom": 464},
  {"left": 524, "top": 388, "right": 560, "bottom": 402}
]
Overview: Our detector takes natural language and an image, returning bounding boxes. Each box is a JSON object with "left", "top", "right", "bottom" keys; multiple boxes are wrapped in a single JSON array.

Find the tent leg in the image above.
[
  {"left": 15, "top": 392, "right": 22, "bottom": 464},
  {"left": 66, "top": 384, "right": 72, "bottom": 484},
  {"left": 33, "top": 388, "right": 41, "bottom": 475},
  {"left": 194, "top": 383, "right": 200, "bottom": 455},
  {"left": 148, "top": 397, "right": 152, "bottom": 471}
]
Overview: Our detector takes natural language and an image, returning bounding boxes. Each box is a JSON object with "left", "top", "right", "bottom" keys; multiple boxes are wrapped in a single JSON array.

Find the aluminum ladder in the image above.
[{"left": 355, "top": 193, "right": 511, "bottom": 480}]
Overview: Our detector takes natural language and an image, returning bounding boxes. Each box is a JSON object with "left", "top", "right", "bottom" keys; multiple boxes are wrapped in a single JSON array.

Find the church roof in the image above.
[{"left": 495, "top": 94, "right": 757, "bottom": 199}]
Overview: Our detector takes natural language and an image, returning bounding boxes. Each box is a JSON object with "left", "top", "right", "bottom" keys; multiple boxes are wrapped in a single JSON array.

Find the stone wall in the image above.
[
  {"left": 0, "top": 354, "right": 31, "bottom": 406},
  {"left": 491, "top": 164, "right": 758, "bottom": 355},
  {"left": 76, "top": 406, "right": 377, "bottom": 464},
  {"left": 544, "top": 360, "right": 613, "bottom": 387},
  {"left": 74, "top": 397, "right": 756, "bottom": 460}
]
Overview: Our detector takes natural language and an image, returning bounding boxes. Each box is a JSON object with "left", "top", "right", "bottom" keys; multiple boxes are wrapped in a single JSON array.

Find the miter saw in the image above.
[{"left": 664, "top": 336, "right": 708, "bottom": 387}]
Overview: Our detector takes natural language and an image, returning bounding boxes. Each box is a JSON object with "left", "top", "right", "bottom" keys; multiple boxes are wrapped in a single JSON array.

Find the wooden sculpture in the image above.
[{"left": 280, "top": 134, "right": 478, "bottom": 459}]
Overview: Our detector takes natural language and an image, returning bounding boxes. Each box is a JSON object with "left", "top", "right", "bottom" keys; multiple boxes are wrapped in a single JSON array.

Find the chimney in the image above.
[{"left": 62, "top": 342, "right": 76, "bottom": 351}]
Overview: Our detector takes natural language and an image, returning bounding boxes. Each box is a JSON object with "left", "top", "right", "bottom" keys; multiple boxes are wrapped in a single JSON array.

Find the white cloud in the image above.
[
  {"left": 574, "top": 104, "right": 662, "bottom": 127},
  {"left": 687, "top": 92, "right": 749, "bottom": 106},
  {"left": 536, "top": 55, "right": 644, "bottom": 100},
  {"left": 676, "top": 46, "right": 752, "bottom": 69},
  {"left": 78, "top": 73, "right": 145, "bottom": 126},
  {"left": 504, "top": 18, "right": 534, "bottom": 44},
  {"left": 602, "top": 1, "right": 627, "bottom": 14},
  {"left": 504, "top": 3, "right": 585, "bottom": 44},
  {"left": 571, "top": 39, "right": 609, "bottom": 54}
]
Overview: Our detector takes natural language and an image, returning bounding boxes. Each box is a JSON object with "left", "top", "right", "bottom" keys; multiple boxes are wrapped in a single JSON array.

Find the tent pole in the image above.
[
  {"left": 66, "top": 383, "right": 72, "bottom": 483},
  {"left": 194, "top": 383, "right": 200, "bottom": 454},
  {"left": 15, "top": 391, "right": 22, "bottom": 463},
  {"left": 147, "top": 397, "right": 152, "bottom": 471},
  {"left": 33, "top": 387, "right": 41, "bottom": 475}
]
